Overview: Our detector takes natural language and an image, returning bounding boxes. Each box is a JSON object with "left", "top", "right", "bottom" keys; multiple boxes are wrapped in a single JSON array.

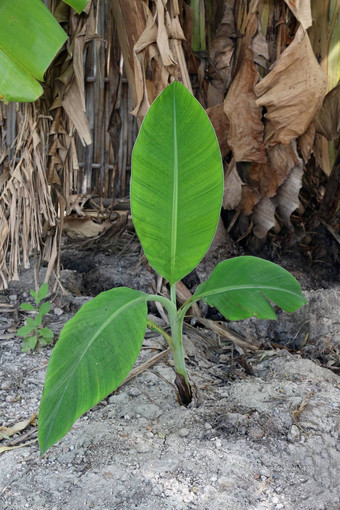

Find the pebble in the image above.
[
  {"left": 247, "top": 425, "right": 265, "bottom": 440},
  {"left": 178, "top": 428, "right": 190, "bottom": 438},
  {"left": 54, "top": 307, "right": 63, "bottom": 316},
  {"left": 127, "top": 387, "right": 141, "bottom": 397},
  {"left": 9, "top": 294, "right": 17, "bottom": 301},
  {"left": 204, "top": 422, "right": 212, "bottom": 430},
  {"left": 217, "top": 476, "right": 231, "bottom": 489},
  {"left": 108, "top": 392, "right": 127, "bottom": 405},
  {"left": 288, "top": 424, "right": 300, "bottom": 442},
  {"left": 137, "top": 443, "right": 150, "bottom": 453},
  {"left": 136, "top": 403, "right": 162, "bottom": 420}
]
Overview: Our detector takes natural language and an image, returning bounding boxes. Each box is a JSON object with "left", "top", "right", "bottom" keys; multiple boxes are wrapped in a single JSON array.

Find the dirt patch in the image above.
[{"left": 0, "top": 247, "right": 339, "bottom": 510}]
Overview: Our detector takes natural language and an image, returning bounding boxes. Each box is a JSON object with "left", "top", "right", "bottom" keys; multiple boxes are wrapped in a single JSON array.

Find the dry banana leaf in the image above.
[
  {"left": 224, "top": 11, "right": 266, "bottom": 163},
  {"left": 249, "top": 141, "right": 302, "bottom": 198},
  {"left": 223, "top": 164, "right": 243, "bottom": 210},
  {"left": 316, "top": 82, "right": 340, "bottom": 141},
  {"left": 207, "top": 0, "right": 235, "bottom": 106},
  {"left": 255, "top": 25, "right": 327, "bottom": 146},
  {"left": 206, "top": 103, "right": 230, "bottom": 159},
  {"left": 283, "top": 0, "right": 312, "bottom": 30}
]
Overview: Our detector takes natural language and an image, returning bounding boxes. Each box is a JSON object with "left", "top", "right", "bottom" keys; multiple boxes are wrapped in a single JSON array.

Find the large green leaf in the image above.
[
  {"left": 0, "top": 0, "right": 67, "bottom": 102},
  {"left": 131, "top": 81, "right": 223, "bottom": 285},
  {"left": 193, "top": 256, "right": 307, "bottom": 320},
  {"left": 38, "top": 288, "right": 147, "bottom": 455}
]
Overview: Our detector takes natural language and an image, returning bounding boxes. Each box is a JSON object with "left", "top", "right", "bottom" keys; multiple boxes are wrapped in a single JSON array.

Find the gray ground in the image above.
[{"left": 0, "top": 254, "right": 339, "bottom": 510}]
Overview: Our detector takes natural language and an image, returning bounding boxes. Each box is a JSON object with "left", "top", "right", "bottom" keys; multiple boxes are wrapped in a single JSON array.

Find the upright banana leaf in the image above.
[
  {"left": 0, "top": 0, "right": 88, "bottom": 102},
  {"left": 193, "top": 256, "right": 307, "bottom": 320},
  {"left": 131, "top": 81, "right": 223, "bottom": 285}
]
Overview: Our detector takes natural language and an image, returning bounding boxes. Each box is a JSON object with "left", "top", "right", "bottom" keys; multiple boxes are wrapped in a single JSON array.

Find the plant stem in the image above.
[
  {"left": 169, "top": 313, "right": 192, "bottom": 405},
  {"left": 147, "top": 319, "right": 174, "bottom": 349},
  {"left": 147, "top": 293, "right": 192, "bottom": 405},
  {"left": 170, "top": 283, "right": 177, "bottom": 305}
]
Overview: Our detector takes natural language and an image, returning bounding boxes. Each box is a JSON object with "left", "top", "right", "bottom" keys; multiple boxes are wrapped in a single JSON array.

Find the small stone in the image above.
[
  {"left": 247, "top": 425, "right": 265, "bottom": 440},
  {"left": 217, "top": 476, "right": 231, "bottom": 489},
  {"left": 137, "top": 443, "right": 150, "bottom": 453},
  {"left": 9, "top": 294, "right": 17, "bottom": 301},
  {"left": 108, "top": 392, "right": 127, "bottom": 405},
  {"left": 22, "top": 292, "right": 28, "bottom": 298},
  {"left": 127, "top": 387, "right": 141, "bottom": 397},
  {"left": 204, "top": 422, "right": 212, "bottom": 430},
  {"left": 179, "top": 428, "right": 190, "bottom": 438},
  {"left": 288, "top": 424, "right": 300, "bottom": 442},
  {"left": 136, "top": 403, "right": 162, "bottom": 420},
  {"left": 54, "top": 307, "right": 63, "bottom": 316}
]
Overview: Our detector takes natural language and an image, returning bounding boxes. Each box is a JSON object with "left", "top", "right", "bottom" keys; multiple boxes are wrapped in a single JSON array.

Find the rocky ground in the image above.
[{"left": 0, "top": 242, "right": 339, "bottom": 510}]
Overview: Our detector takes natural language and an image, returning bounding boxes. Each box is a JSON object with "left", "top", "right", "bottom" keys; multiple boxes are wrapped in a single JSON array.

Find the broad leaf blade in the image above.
[
  {"left": 19, "top": 303, "right": 35, "bottom": 311},
  {"left": 63, "top": 0, "right": 89, "bottom": 13},
  {"left": 0, "top": 0, "right": 67, "bottom": 102},
  {"left": 38, "top": 288, "right": 147, "bottom": 455},
  {"left": 37, "top": 283, "right": 49, "bottom": 302},
  {"left": 0, "top": 49, "right": 43, "bottom": 102},
  {"left": 194, "top": 256, "right": 307, "bottom": 320},
  {"left": 131, "top": 81, "right": 223, "bottom": 285}
]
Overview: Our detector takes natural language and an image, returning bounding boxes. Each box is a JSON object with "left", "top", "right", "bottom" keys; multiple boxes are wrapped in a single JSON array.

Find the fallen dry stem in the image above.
[{"left": 196, "top": 317, "right": 258, "bottom": 352}]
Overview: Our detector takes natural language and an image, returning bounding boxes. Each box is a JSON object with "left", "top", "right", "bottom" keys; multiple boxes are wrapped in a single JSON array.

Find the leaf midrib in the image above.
[
  {"left": 194, "top": 284, "right": 306, "bottom": 301},
  {"left": 170, "top": 88, "right": 178, "bottom": 281}
]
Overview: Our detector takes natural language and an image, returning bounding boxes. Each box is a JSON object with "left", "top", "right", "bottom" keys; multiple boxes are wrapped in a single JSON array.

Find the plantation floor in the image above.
[{"left": 0, "top": 242, "right": 339, "bottom": 510}]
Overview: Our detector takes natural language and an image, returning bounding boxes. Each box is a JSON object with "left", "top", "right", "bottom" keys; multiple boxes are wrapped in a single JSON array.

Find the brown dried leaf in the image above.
[
  {"left": 207, "top": 1, "right": 235, "bottom": 106},
  {"left": 156, "top": 0, "right": 177, "bottom": 66},
  {"left": 62, "top": 79, "right": 92, "bottom": 146},
  {"left": 0, "top": 414, "right": 37, "bottom": 440},
  {"left": 316, "top": 82, "right": 340, "bottom": 141},
  {"left": 255, "top": 25, "right": 327, "bottom": 146},
  {"left": 63, "top": 216, "right": 111, "bottom": 239},
  {"left": 249, "top": 141, "right": 301, "bottom": 197},
  {"left": 223, "top": 164, "right": 243, "bottom": 210},
  {"left": 129, "top": 0, "right": 191, "bottom": 119},
  {"left": 276, "top": 164, "right": 304, "bottom": 225},
  {"left": 0, "top": 439, "right": 38, "bottom": 454},
  {"left": 252, "top": 197, "right": 277, "bottom": 238},
  {"left": 283, "top": 0, "right": 312, "bottom": 30},
  {"left": 224, "top": 55, "right": 266, "bottom": 163},
  {"left": 206, "top": 103, "right": 230, "bottom": 158},
  {"left": 239, "top": 185, "right": 261, "bottom": 216},
  {"left": 251, "top": 20, "right": 269, "bottom": 69},
  {"left": 134, "top": 5, "right": 157, "bottom": 53},
  {"left": 298, "top": 120, "right": 316, "bottom": 163}
]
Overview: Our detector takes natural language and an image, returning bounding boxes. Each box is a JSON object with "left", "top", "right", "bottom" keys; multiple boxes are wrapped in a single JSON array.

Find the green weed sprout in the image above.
[{"left": 18, "top": 283, "right": 53, "bottom": 352}]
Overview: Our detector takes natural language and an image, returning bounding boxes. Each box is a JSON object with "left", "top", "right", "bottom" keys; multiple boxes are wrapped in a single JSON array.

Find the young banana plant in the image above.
[{"left": 38, "top": 82, "right": 306, "bottom": 455}]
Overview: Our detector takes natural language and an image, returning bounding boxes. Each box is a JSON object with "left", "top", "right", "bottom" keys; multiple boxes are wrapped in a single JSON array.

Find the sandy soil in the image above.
[{"left": 0, "top": 250, "right": 339, "bottom": 510}]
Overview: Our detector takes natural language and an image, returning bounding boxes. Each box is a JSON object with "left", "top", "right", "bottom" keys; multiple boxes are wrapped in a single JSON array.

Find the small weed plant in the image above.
[
  {"left": 38, "top": 82, "right": 307, "bottom": 455},
  {"left": 18, "top": 283, "right": 53, "bottom": 352}
]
